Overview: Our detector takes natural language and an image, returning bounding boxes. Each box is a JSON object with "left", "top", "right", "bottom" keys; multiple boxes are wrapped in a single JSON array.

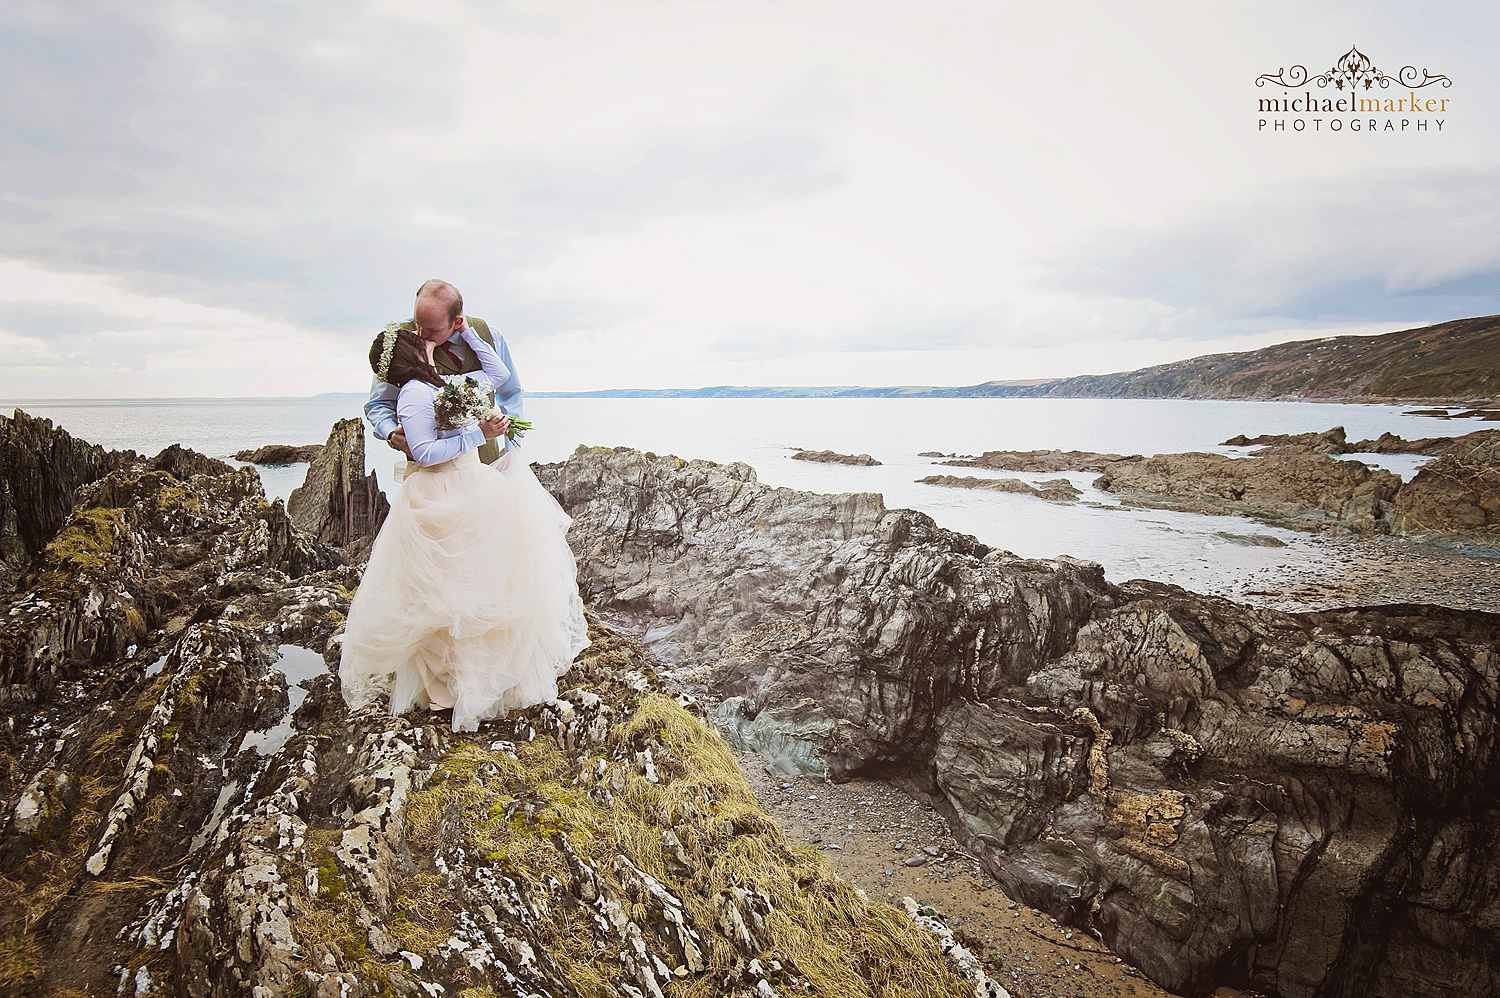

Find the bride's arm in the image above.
[
  {"left": 397, "top": 382, "right": 486, "bottom": 466},
  {"left": 458, "top": 324, "right": 512, "bottom": 398}
]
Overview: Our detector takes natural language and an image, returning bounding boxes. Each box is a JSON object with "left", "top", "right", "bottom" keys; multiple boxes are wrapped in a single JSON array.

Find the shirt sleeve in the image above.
[
  {"left": 397, "top": 382, "right": 487, "bottom": 466},
  {"left": 364, "top": 378, "right": 400, "bottom": 440},
  {"left": 494, "top": 335, "right": 524, "bottom": 422},
  {"left": 459, "top": 325, "right": 512, "bottom": 395}
]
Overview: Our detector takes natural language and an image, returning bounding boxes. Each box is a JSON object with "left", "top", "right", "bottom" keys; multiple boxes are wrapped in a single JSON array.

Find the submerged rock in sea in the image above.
[
  {"left": 939, "top": 448, "right": 1142, "bottom": 473},
  {"left": 0, "top": 440, "right": 997, "bottom": 998},
  {"left": 288, "top": 418, "right": 389, "bottom": 562},
  {"left": 918, "top": 474, "right": 1081, "bottom": 502},
  {"left": 234, "top": 443, "right": 324, "bottom": 464},
  {"left": 792, "top": 448, "right": 882, "bottom": 466},
  {"left": 550, "top": 443, "right": 1500, "bottom": 998},
  {"left": 1093, "top": 450, "right": 1402, "bottom": 533}
]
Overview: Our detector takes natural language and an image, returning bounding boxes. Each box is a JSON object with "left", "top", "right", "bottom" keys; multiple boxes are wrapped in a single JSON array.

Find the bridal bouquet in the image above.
[
  {"left": 434, "top": 377, "right": 492, "bottom": 429},
  {"left": 434, "top": 377, "right": 531, "bottom": 442}
]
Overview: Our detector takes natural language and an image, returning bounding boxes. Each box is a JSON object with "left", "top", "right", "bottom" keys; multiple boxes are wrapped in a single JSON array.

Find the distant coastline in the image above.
[{"left": 9, "top": 314, "right": 1496, "bottom": 405}]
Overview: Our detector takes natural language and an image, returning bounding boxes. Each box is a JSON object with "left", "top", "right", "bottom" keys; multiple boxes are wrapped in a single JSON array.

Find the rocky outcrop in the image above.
[
  {"left": 1093, "top": 452, "right": 1402, "bottom": 533},
  {"left": 234, "top": 443, "right": 324, "bottom": 464},
  {"left": 550, "top": 444, "right": 1500, "bottom": 998},
  {"left": 792, "top": 449, "right": 882, "bottom": 466},
  {"left": 288, "top": 418, "right": 389, "bottom": 562},
  {"left": 918, "top": 474, "right": 1081, "bottom": 501},
  {"left": 940, "top": 449, "right": 1142, "bottom": 473},
  {"left": 1223, "top": 426, "right": 1349, "bottom": 454},
  {"left": 1392, "top": 431, "right": 1500, "bottom": 544},
  {"left": 0, "top": 454, "right": 993, "bottom": 998},
  {"left": 0, "top": 410, "right": 126, "bottom": 592},
  {"left": 1222, "top": 425, "right": 1500, "bottom": 457},
  {"left": 0, "top": 411, "right": 246, "bottom": 594}
]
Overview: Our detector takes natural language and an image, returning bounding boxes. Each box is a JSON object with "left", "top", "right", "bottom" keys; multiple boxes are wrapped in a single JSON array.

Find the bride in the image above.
[{"left": 339, "top": 324, "right": 588, "bottom": 732}]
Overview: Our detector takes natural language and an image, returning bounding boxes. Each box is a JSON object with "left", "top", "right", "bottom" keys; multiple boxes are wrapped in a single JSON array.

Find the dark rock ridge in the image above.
[
  {"left": 550, "top": 444, "right": 1500, "bottom": 998},
  {"left": 1222, "top": 425, "right": 1500, "bottom": 458},
  {"left": 234, "top": 443, "right": 324, "bottom": 464},
  {"left": 0, "top": 410, "right": 236, "bottom": 594},
  {"left": 1092, "top": 452, "right": 1402, "bottom": 534},
  {"left": 791, "top": 449, "right": 882, "bottom": 466},
  {"left": 918, "top": 474, "right": 1081, "bottom": 502},
  {"left": 288, "top": 418, "right": 389, "bottom": 562},
  {"left": 0, "top": 435, "right": 998, "bottom": 998},
  {"left": 939, "top": 449, "right": 1142, "bottom": 473}
]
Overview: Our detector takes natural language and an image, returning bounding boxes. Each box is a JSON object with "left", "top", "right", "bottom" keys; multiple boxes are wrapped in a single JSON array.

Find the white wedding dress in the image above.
[{"left": 339, "top": 331, "right": 588, "bottom": 732}]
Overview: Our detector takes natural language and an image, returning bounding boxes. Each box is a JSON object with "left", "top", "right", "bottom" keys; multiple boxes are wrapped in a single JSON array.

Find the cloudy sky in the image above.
[{"left": 1, "top": 0, "right": 1496, "bottom": 396}]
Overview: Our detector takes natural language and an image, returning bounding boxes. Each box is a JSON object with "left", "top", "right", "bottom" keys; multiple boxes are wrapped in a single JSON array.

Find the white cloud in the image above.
[
  {"left": 0, "top": 0, "right": 1496, "bottom": 395},
  {"left": 0, "top": 262, "right": 365, "bottom": 396}
]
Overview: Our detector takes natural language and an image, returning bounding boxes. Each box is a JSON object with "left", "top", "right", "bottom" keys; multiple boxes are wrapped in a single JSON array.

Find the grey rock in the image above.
[
  {"left": 791, "top": 449, "right": 881, "bottom": 466},
  {"left": 288, "top": 418, "right": 389, "bottom": 562},
  {"left": 234, "top": 444, "right": 323, "bottom": 465},
  {"left": 939, "top": 449, "right": 1141, "bottom": 473},
  {"left": 1093, "top": 451, "right": 1401, "bottom": 533},
  {"left": 551, "top": 444, "right": 1500, "bottom": 998},
  {"left": 918, "top": 475, "right": 1081, "bottom": 502}
]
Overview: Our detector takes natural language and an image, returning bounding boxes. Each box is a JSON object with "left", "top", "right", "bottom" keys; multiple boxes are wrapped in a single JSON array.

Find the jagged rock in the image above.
[
  {"left": 0, "top": 463, "right": 341, "bottom": 694},
  {"left": 1221, "top": 425, "right": 1500, "bottom": 458},
  {"left": 940, "top": 448, "right": 1142, "bottom": 473},
  {"left": 288, "top": 419, "right": 389, "bottom": 562},
  {"left": 145, "top": 443, "right": 236, "bottom": 480},
  {"left": 234, "top": 443, "right": 324, "bottom": 464},
  {"left": 1093, "top": 451, "right": 1401, "bottom": 533},
  {"left": 0, "top": 436, "right": 983, "bottom": 998},
  {"left": 0, "top": 410, "right": 128, "bottom": 592},
  {"left": 1393, "top": 431, "right": 1500, "bottom": 544},
  {"left": 0, "top": 411, "right": 252, "bottom": 594},
  {"left": 1223, "top": 426, "right": 1349, "bottom": 453},
  {"left": 549, "top": 444, "right": 1500, "bottom": 998},
  {"left": 918, "top": 474, "right": 1081, "bottom": 501},
  {"left": 791, "top": 449, "right": 881, "bottom": 466}
]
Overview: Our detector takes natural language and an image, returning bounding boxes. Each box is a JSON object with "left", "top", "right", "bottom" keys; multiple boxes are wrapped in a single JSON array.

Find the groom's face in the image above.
[{"left": 413, "top": 298, "right": 463, "bottom": 344}]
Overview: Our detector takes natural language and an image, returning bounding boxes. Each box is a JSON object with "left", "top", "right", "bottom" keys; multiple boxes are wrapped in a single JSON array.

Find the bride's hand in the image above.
[{"left": 479, "top": 414, "right": 511, "bottom": 440}]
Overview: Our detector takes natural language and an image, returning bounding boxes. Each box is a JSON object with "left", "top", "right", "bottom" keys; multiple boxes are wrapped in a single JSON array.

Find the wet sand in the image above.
[{"left": 1135, "top": 531, "right": 1498, "bottom": 615}]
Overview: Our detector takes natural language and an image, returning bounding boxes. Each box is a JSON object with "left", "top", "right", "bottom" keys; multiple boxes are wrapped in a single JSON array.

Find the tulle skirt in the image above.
[{"left": 339, "top": 449, "right": 589, "bottom": 732}]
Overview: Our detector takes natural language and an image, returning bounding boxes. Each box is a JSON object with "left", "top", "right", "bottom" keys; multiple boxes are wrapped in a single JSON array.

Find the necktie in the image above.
[{"left": 440, "top": 342, "right": 463, "bottom": 371}]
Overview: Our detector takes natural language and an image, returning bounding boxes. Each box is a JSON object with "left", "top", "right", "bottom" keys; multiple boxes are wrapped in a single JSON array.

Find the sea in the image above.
[{"left": 4, "top": 395, "right": 1492, "bottom": 601}]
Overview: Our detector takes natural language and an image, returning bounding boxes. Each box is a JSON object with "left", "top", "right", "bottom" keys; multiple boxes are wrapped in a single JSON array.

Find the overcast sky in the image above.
[{"left": 1, "top": 0, "right": 1496, "bottom": 396}]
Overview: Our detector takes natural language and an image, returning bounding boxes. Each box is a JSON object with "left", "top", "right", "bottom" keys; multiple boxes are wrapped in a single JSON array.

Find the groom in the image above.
[{"left": 364, "top": 279, "right": 525, "bottom": 466}]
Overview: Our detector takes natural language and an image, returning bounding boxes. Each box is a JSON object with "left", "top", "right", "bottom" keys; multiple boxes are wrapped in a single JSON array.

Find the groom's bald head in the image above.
[
  {"left": 413, "top": 279, "right": 465, "bottom": 343},
  {"left": 415, "top": 279, "right": 463, "bottom": 321}
]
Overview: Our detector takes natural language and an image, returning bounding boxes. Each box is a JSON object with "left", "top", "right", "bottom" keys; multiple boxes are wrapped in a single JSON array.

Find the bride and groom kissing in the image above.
[{"left": 338, "top": 279, "right": 588, "bottom": 732}]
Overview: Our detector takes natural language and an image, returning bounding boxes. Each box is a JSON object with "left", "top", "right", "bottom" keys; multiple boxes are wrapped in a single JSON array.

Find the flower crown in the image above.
[{"left": 376, "top": 322, "right": 401, "bottom": 383}]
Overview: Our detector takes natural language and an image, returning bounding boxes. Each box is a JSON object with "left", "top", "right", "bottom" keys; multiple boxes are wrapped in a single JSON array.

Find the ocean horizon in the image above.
[{"left": 5, "top": 394, "right": 1493, "bottom": 609}]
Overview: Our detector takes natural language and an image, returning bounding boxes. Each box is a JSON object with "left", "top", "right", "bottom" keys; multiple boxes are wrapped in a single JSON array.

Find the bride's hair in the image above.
[{"left": 369, "top": 330, "right": 444, "bottom": 389}]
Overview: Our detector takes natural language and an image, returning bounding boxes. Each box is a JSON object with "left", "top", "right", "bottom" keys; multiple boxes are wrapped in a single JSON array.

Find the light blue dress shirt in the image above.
[{"left": 364, "top": 320, "right": 525, "bottom": 448}]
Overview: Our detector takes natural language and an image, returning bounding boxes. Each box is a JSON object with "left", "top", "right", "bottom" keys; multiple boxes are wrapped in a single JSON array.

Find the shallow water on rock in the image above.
[{"left": 239, "top": 645, "right": 328, "bottom": 758}]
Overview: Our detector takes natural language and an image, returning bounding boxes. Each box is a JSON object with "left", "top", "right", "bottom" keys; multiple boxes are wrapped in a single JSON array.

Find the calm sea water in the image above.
[{"left": 4, "top": 396, "right": 1489, "bottom": 596}]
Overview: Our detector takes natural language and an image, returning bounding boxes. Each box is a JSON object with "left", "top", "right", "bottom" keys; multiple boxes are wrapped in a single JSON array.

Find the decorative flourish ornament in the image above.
[{"left": 1256, "top": 45, "right": 1450, "bottom": 91}]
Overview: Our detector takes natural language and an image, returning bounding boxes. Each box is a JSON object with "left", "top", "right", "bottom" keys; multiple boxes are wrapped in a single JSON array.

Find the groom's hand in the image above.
[{"left": 387, "top": 428, "right": 414, "bottom": 459}]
